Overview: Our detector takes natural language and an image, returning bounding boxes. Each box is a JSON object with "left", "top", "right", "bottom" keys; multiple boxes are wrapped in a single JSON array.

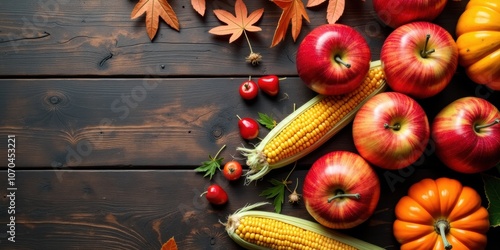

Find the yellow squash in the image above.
[{"left": 456, "top": 0, "right": 500, "bottom": 90}]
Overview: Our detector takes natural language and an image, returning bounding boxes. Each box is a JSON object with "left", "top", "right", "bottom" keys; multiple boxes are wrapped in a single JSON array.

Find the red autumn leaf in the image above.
[
  {"left": 131, "top": 0, "right": 180, "bottom": 40},
  {"left": 209, "top": 0, "right": 264, "bottom": 43},
  {"left": 191, "top": 0, "right": 206, "bottom": 16},
  {"left": 307, "top": 0, "right": 345, "bottom": 24},
  {"left": 160, "top": 237, "right": 178, "bottom": 250},
  {"left": 271, "top": 0, "right": 310, "bottom": 47}
]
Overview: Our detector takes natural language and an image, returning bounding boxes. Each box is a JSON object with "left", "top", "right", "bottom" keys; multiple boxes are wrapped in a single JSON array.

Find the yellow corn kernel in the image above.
[
  {"left": 237, "top": 61, "right": 386, "bottom": 184},
  {"left": 238, "top": 216, "right": 356, "bottom": 250},
  {"left": 224, "top": 202, "right": 385, "bottom": 250}
]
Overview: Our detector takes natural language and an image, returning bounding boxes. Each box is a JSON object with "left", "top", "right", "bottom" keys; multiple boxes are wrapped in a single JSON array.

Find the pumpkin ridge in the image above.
[{"left": 393, "top": 177, "right": 489, "bottom": 250}]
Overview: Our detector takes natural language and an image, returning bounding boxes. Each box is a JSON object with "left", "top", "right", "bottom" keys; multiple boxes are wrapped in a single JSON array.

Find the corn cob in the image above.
[
  {"left": 223, "top": 202, "right": 385, "bottom": 250},
  {"left": 237, "top": 61, "right": 386, "bottom": 184}
]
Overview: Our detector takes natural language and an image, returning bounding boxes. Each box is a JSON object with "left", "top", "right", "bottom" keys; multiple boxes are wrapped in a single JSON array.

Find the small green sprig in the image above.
[
  {"left": 259, "top": 178, "right": 288, "bottom": 213},
  {"left": 259, "top": 163, "right": 297, "bottom": 213},
  {"left": 195, "top": 144, "right": 226, "bottom": 180},
  {"left": 257, "top": 112, "right": 277, "bottom": 130}
]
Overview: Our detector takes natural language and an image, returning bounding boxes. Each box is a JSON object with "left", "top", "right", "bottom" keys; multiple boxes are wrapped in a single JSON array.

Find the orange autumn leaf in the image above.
[
  {"left": 131, "top": 0, "right": 180, "bottom": 40},
  {"left": 307, "top": 0, "right": 326, "bottom": 6},
  {"left": 191, "top": 0, "right": 206, "bottom": 16},
  {"left": 307, "top": 0, "right": 345, "bottom": 24},
  {"left": 160, "top": 237, "right": 178, "bottom": 250},
  {"left": 271, "top": 0, "right": 310, "bottom": 47},
  {"left": 209, "top": 0, "right": 264, "bottom": 43}
]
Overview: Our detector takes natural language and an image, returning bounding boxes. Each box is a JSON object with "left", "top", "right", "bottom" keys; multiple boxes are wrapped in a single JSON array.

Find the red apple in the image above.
[
  {"left": 237, "top": 116, "right": 259, "bottom": 140},
  {"left": 239, "top": 79, "right": 259, "bottom": 100},
  {"left": 303, "top": 151, "right": 380, "bottom": 229},
  {"left": 352, "top": 92, "right": 430, "bottom": 170},
  {"left": 373, "top": 0, "right": 447, "bottom": 28},
  {"left": 296, "top": 24, "right": 371, "bottom": 95},
  {"left": 380, "top": 21, "right": 458, "bottom": 99},
  {"left": 431, "top": 97, "right": 500, "bottom": 173}
]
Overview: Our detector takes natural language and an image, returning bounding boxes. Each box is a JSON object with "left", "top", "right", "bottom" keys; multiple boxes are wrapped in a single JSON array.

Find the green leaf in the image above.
[
  {"left": 194, "top": 144, "right": 226, "bottom": 180},
  {"left": 257, "top": 112, "right": 277, "bottom": 130},
  {"left": 259, "top": 178, "right": 286, "bottom": 213},
  {"left": 482, "top": 173, "right": 500, "bottom": 227},
  {"left": 258, "top": 164, "right": 297, "bottom": 213}
]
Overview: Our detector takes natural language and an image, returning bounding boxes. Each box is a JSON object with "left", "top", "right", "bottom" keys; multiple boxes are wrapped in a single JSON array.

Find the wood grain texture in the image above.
[
  {"left": 1, "top": 1, "right": 499, "bottom": 249},
  {"left": 0, "top": 77, "right": 318, "bottom": 168},
  {"left": 0, "top": 0, "right": 466, "bottom": 77},
  {"left": 0, "top": 72, "right": 498, "bottom": 168},
  {"left": 1, "top": 168, "right": 498, "bottom": 249}
]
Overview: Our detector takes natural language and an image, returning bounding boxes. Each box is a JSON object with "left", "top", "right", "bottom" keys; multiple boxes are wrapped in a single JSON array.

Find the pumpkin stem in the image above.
[
  {"left": 435, "top": 220, "right": 452, "bottom": 250},
  {"left": 420, "top": 34, "right": 435, "bottom": 58},
  {"left": 474, "top": 118, "right": 499, "bottom": 132}
]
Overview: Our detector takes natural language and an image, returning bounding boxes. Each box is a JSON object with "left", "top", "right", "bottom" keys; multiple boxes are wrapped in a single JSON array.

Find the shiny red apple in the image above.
[
  {"left": 373, "top": 0, "right": 447, "bottom": 28},
  {"left": 380, "top": 21, "right": 458, "bottom": 99},
  {"left": 303, "top": 151, "right": 380, "bottom": 229},
  {"left": 432, "top": 97, "right": 500, "bottom": 173},
  {"left": 296, "top": 24, "right": 371, "bottom": 95},
  {"left": 352, "top": 92, "right": 430, "bottom": 170}
]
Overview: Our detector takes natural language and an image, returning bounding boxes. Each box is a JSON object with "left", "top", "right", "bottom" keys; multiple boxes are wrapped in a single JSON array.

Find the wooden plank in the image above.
[
  {"left": 0, "top": 0, "right": 467, "bottom": 77},
  {"left": 0, "top": 77, "right": 316, "bottom": 168},
  {"left": 1, "top": 1, "right": 498, "bottom": 250},
  {"left": 0, "top": 73, "right": 499, "bottom": 169},
  {"left": 1, "top": 168, "right": 498, "bottom": 249}
]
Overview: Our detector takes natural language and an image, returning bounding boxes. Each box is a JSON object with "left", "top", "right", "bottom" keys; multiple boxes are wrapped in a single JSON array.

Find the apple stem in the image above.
[
  {"left": 327, "top": 193, "right": 361, "bottom": 203},
  {"left": 475, "top": 118, "right": 500, "bottom": 132},
  {"left": 435, "top": 220, "right": 453, "bottom": 250},
  {"left": 384, "top": 123, "right": 401, "bottom": 131},
  {"left": 334, "top": 56, "right": 351, "bottom": 68},
  {"left": 420, "top": 34, "right": 435, "bottom": 58}
]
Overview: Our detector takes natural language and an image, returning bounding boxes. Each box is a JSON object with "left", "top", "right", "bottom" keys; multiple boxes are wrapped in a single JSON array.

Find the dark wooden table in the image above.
[{"left": 1, "top": 0, "right": 499, "bottom": 249}]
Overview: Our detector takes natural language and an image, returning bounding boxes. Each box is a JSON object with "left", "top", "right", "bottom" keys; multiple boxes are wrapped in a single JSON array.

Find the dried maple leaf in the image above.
[
  {"left": 209, "top": 0, "right": 264, "bottom": 43},
  {"left": 160, "top": 236, "right": 178, "bottom": 250},
  {"left": 131, "top": 0, "right": 180, "bottom": 40},
  {"left": 271, "top": 0, "right": 310, "bottom": 47},
  {"left": 209, "top": 0, "right": 264, "bottom": 65},
  {"left": 307, "top": 0, "right": 345, "bottom": 24},
  {"left": 191, "top": 0, "right": 206, "bottom": 16}
]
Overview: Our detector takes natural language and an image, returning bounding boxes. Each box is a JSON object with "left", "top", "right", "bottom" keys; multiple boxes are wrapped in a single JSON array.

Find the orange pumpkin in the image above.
[{"left": 393, "top": 177, "right": 489, "bottom": 250}]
